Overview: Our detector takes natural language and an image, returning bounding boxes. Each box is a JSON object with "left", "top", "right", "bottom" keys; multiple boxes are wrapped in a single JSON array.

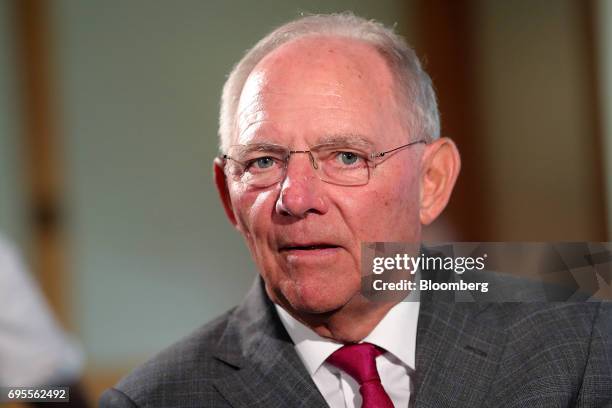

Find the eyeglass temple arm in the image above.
[
  {"left": 371, "top": 140, "right": 426, "bottom": 159},
  {"left": 221, "top": 154, "right": 245, "bottom": 167}
]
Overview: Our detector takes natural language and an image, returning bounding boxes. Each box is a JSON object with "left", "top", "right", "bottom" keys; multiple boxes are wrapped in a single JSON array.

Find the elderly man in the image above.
[{"left": 101, "top": 13, "right": 611, "bottom": 408}]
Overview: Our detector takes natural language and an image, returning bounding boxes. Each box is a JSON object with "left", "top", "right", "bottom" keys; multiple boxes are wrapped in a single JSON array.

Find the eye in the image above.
[
  {"left": 245, "top": 156, "right": 278, "bottom": 172},
  {"left": 336, "top": 151, "right": 362, "bottom": 166},
  {"left": 254, "top": 157, "right": 275, "bottom": 168}
]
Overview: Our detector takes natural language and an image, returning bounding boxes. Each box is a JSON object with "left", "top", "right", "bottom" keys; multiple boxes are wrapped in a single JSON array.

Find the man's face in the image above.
[{"left": 223, "top": 37, "right": 425, "bottom": 315}]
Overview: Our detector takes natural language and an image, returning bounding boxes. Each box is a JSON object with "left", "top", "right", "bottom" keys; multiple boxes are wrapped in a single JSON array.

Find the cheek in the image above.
[
  {"left": 388, "top": 176, "right": 421, "bottom": 239},
  {"left": 340, "top": 169, "right": 421, "bottom": 242},
  {"left": 230, "top": 184, "right": 278, "bottom": 239}
]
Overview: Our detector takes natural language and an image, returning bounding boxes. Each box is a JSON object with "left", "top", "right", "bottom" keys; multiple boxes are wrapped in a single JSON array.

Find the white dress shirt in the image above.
[{"left": 275, "top": 291, "right": 420, "bottom": 408}]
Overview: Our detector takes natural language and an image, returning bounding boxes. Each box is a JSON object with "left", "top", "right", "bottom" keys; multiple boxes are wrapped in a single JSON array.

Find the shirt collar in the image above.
[
  {"left": 275, "top": 305, "right": 342, "bottom": 375},
  {"left": 275, "top": 289, "right": 420, "bottom": 376},
  {"left": 362, "top": 293, "right": 420, "bottom": 369}
]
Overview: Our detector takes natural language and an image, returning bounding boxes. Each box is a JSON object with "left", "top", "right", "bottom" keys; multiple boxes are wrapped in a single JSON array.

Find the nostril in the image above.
[{"left": 277, "top": 206, "right": 293, "bottom": 217}]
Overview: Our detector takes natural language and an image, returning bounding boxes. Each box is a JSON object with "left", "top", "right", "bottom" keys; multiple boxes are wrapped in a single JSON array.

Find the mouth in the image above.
[
  {"left": 280, "top": 243, "right": 340, "bottom": 252},
  {"left": 278, "top": 242, "right": 343, "bottom": 264}
]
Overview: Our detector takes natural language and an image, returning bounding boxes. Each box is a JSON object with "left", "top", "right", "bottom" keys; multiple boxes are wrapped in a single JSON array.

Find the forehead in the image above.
[
  {"left": 252, "top": 36, "right": 394, "bottom": 93},
  {"left": 235, "top": 36, "right": 405, "bottom": 147}
]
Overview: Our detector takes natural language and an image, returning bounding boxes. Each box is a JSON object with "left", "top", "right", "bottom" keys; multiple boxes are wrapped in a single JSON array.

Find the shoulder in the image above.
[
  {"left": 452, "top": 299, "right": 608, "bottom": 352},
  {"left": 489, "top": 302, "right": 612, "bottom": 403},
  {"left": 495, "top": 302, "right": 609, "bottom": 374},
  {"left": 498, "top": 301, "right": 605, "bottom": 334},
  {"left": 100, "top": 309, "right": 238, "bottom": 408},
  {"left": 100, "top": 277, "right": 280, "bottom": 408}
]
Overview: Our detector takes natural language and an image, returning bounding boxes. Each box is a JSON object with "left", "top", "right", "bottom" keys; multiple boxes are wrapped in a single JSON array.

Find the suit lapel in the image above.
[
  {"left": 211, "top": 278, "right": 328, "bottom": 408},
  {"left": 213, "top": 343, "right": 328, "bottom": 408},
  {"left": 413, "top": 269, "right": 506, "bottom": 407}
]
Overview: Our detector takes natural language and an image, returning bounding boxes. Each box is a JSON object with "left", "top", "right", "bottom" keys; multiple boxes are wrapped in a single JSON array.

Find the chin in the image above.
[{"left": 280, "top": 275, "right": 361, "bottom": 315}]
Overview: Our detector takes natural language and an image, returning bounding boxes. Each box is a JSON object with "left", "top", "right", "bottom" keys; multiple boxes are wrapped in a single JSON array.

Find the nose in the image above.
[{"left": 275, "top": 153, "right": 329, "bottom": 218}]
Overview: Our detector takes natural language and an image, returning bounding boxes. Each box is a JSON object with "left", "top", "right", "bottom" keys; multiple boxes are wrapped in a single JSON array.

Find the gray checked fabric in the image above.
[{"left": 100, "top": 270, "right": 612, "bottom": 408}]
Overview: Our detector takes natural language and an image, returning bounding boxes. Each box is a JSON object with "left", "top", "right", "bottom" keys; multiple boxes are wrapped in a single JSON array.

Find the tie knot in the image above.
[{"left": 327, "top": 343, "right": 385, "bottom": 385}]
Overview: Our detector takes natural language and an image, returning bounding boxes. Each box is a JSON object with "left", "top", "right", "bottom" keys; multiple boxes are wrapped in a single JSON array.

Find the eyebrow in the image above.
[
  {"left": 315, "top": 134, "right": 375, "bottom": 149},
  {"left": 232, "top": 142, "right": 287, "bottom": 154},
  {"left": 234, "top": 134, "right": 376, "bottom": 152}
]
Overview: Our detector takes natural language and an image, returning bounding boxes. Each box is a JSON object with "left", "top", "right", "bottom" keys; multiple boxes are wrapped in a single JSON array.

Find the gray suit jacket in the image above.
[{"left": 100, "top": 273, "right": 612, "bottom": 407}]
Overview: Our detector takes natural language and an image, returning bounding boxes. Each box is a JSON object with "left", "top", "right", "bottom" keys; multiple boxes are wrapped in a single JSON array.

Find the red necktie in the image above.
[{"left": 327, "top": 343, "right": 394, "bottom": 408}]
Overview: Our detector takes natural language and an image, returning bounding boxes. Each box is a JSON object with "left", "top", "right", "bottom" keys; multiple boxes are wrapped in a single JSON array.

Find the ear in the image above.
[
  {"left": 214, "top": 157, "right": 238, "bottom": 227},
  {"left": 419, "top": 138, "right": 461, "bottom": 225}
]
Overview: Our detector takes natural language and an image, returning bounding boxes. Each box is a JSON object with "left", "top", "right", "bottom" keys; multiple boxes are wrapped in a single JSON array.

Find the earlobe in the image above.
[
  {"left": 419, "top": 138, "right": 461, "bottom": 225},
  {"left": 213, "top": 158, "right": 239, "bottom": 227}
]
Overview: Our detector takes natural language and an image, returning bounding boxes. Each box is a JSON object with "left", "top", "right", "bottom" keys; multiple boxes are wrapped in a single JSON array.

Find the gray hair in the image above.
[{"left": 218, "top": 12, "right": 440, "bottom": 153}]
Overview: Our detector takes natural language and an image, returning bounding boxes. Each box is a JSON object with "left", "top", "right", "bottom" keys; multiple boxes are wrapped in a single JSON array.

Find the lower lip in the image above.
[{"left": 280, "top": 247, "right": 342, "bottom": 262}]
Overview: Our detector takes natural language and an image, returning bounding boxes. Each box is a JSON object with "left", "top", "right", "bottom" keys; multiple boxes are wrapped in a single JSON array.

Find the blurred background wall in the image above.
[{"left": 0, "top": 0, "right": 610, "bottom": 404}]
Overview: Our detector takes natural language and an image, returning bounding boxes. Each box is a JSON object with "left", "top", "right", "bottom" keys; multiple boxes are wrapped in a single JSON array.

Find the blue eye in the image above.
[
  {"left": 244, "top": 156, "right": 278, "bottom": 173},
  {"left": 338, "top": 152, "right": 360, "bottom": 165},
  {"left": 254, "top": 157, "right": 275, "bottom": 168}
]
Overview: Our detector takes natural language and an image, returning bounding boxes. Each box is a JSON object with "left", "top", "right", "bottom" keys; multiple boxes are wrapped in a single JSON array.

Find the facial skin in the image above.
[{"left": 215, "top": 36, "right": 460, "bottom": 342}]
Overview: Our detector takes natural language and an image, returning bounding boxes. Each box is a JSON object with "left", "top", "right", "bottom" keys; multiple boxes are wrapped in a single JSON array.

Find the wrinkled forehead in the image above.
[{"left": 235, "top": 36, "right": 404, "bottom": 146}]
